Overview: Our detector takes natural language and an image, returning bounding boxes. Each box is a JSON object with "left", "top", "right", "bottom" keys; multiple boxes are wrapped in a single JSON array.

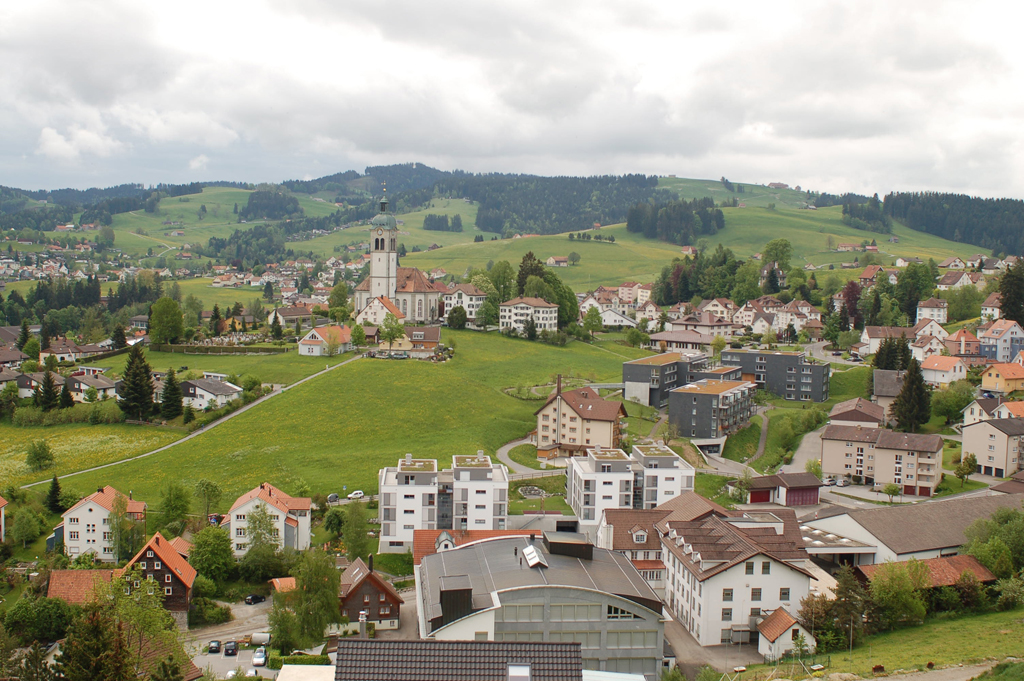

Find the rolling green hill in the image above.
[{"left": 42, "top": 330, "right": 651, "bottom": 505}]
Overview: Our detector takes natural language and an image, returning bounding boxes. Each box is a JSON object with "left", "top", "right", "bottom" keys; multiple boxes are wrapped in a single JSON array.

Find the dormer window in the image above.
[{"left": 634, "top": 532, "right": 647, "bottom": 544}]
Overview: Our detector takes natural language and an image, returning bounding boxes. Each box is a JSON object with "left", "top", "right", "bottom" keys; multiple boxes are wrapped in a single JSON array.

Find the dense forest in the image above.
[
  {"left": 625, "top": 197, "right": 724, "bottom": 245},
  {"left": 813, "top": 192, "right": 870, "bottom": 208},
  {"left": 238, "top": 190, "right": 303, "bottom": 220},
  {"left": 280, "top": 170, "right": 361, "bottom": 195},
  {"left": 422, "top": 214, "right": 463, "bottom": 232},
  {"left": 884, "top": 192, "right": 1024, "bottom": 256},
  {"left": 842, "top": 194, "right": 891, "bottom": 233}
]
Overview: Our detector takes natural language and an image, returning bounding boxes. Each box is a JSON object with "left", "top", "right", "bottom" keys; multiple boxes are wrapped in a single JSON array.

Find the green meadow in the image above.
[{"left": 37, "top": 331, "right": 652, "bottom": 507}]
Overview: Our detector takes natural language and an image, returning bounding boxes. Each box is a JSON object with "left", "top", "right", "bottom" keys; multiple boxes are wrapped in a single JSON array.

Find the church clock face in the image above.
[{"left": 377, "top": 229, "right": 383, "bottom": 236}]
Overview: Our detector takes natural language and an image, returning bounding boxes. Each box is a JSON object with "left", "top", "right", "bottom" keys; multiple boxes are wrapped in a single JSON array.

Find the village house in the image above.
[
  {"left": 916, "top": 298, "right": 948, "bottom": 324},
  {"left": 910, "top": 335, "right": 946, "bottom": 362},
  {"left": 65, "top": 374, "right": 117, "bottom": 402},
  {"left": 266, "top": 306, "right": 311, "bottom": 327},
  {"left": 820, "top": 426, "right": 944, "bottom": 496},
  {"left": 829, "top": 397, "right": 885, "bottom": 427},
  {"left": 180, "top": 378, "right": 242, "bottom": 410},
  {"left": 355, "top": 295, "right": 405, "bottom": 326},
  {"left": 635, "top": 300, "right": 661, "bottom": 324},
  {"left": 962, "top": 397, "right": 1007, "bottom": 426},
  {"left": 920, "top": 355, "right": 967, "bottom": 386},
  {"left": 0, "top": 346, "right": 27, "bottom": 368},
  {"left": 983, "top": 292, "right": 1002, "bottom": 320},
  {"left": 758, "top": 261, "right": 787, "bottom": 289},
  {"left": 499, "top": 297, "right": 559, "bottom": 333},
  {"left": 299, "top": 325, "right": 352, "bottom": 356},
  {"left": 668, "top": 311, "right": 738, "bottom": 338},
  {"left": 668, "top": 379, "right": 756, "bottom": 450},
  {"left": 981, "top": 363, "right": 1024, "bottom": 394},
  {"left": 441, "top": 283, "right": 488, "bottom": 327},
  {"left": 545, "top": 255, "right": 569, "bottom": 267},
  {"left": 945, "top": 328, "right": 984, "bottom": 365},
  {"left": 534, "top": 383, "right": 625, "bottom": 458},
  {"left": 51, "top": 486, "right": 147, "bottom": 562},
  {"left": 378, "top": 326, "right": 442, "bottom": 358},
  {"left": 895, "top": 257, "right": 923, "bottom": 268},
  {"left": 739, "top": 473, "right": 823, "bottom": 507},
  {"left": 697, "top": 298, "right": 737, "bottom": 319},
  {"left": 979, "top": 320, "right": 1024, "bottom": 363},
  {"left": 860, "top": 326, "right": 912, "bottom": 355},
  {"left": 221, "top": 483, "right": 312, "bottom": 558},
  {"left": 938, "top": 257, "right": 966, "bottom": 269},
  {"left": 336, "top": 557, "right": 405, "bottom": 632},
  {"left": 122, "top": 532, "right": 197, "bottom": 629},
  {"left": 961, "top": 418, "right": 1024, "bottom": 479}
]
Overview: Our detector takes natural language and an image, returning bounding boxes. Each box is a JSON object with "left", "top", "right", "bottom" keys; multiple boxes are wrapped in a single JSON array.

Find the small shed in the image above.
[
  {"left": 757, "top": 607, "right": 815, "bottom": 661},
  {"left": 744, "top": 473, "right": 823, "bottom": 506}
]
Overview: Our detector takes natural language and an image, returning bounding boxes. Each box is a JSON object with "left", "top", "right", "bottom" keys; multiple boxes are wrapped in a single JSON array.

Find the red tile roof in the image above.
[
  {"left": 47, "top": 569, "right": 114, "bottom": 604},
  {"left": 169, "top": 536, "right": 192, "bottom": 558},
  {"left": 339, "top": 557, "right": 405, "bottom": 604},
  {"left": 856, "top": 554, "right": 996, "bottom": 587},
  {"left": 66, "top": 485, "right": 146, "bottom": 516},
  {"left": 270, "top": 577, "right": 297, "bottom": 593},
  {"left": 757, "top": 607, "right": 798, "bottom": 643},
  {"left": 534, "top": 386, "right": 626, "bottom": 422},
  {"left": 228, "top": 482, "right": 311, "bottom": 515}
]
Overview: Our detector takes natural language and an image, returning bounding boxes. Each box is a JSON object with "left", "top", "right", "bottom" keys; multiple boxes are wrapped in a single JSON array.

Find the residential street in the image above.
[{"left": 188, "top": 600, "right": 273, "bottom": 679}]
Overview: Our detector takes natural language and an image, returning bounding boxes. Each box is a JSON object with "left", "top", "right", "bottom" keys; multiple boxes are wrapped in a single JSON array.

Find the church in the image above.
[{"left": 352, "top": 195, "right": 442, "bottom": 323}]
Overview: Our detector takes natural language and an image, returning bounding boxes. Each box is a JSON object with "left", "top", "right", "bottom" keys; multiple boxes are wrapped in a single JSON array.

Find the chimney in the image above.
[
  {"left": 129, "top": 491, "right": 133, "bottom": 500},
  {"left": 529, "top": 533, "right": 535, "bottom": 543},
  {"left": 368, "top": 554, "right": 374, "bottom": 573},
  {"left": 358, "top": 610, "right": 367, "bottom": 638},
  {"left": 406, "top": 453, "right": 412, "bottom": 462},
  {"left": 556, "top": 374, "right": 561, "bottom": 396},
  {"left": 98, "top": 488, "right": 104, "bottom": 495}
]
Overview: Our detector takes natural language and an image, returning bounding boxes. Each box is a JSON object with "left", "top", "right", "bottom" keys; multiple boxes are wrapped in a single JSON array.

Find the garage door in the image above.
[
  {"left": 786, "top": 487, "right": 818, "bottom": 506},
  {"left": 903, "top": 484, "right": 916, "bottom": 496},
  {"left": 750, "top": 490, "right": 771, "bottom": 503}
]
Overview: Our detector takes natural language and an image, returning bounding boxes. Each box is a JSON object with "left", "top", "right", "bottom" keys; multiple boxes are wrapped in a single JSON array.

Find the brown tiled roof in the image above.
[
  {"left": 948, "top": 328, "right": 980, "bottom": 343},
  {"left": 821, "top": 424, "right": 882, "bottom": 443},
  {"left": 602, "top": 509, "right": 672, "bottom": 551},
  {"left": 446, "top": 283, "right": 486, "bottom": 297},
  {"left": 125, "top": 532, "right": 197, "bottom": 589},
  {"left": 829, "top": 397, "right": 885, "bottom": 423},
  {"left": 270, "top": 577, "right": 296, "bottom": 592},
  {"left": 339, "top": 557, "right": 404, "bottom": 604},
  {"left": 228, "top": 482, "right": 311, "bottom": 515},
  {"left": 984, "top": 292, "right": 1002, "bottom": 308},
  {"left": 0, "top": 494, "right": 6, "bottom": 510},
  {"left": 412, "top": 529, "right": 536, "bottom": 565},
  {"left": 856, "top": 555, "right": 996, "bottom": 587},
  {"left": 757, "top": 607, "right": 798, "bottom": 643},
  {"left": 47, "top": 569, "right": 114, "bottom": 604},
  {"left": 354, "top": 267, "right": 439, "bottom": 294},
  {"left": 501, "top": 296, "right": 559, "bottom": 308},
  {"left": 334, "top": 640, "right": 583, "bottom": 681},
  {"left": 747, "top": 473, "right": 822, "bottom": 490},
  {"left": 989, "top": 363, "right": 1024, "bottom": 379},
  {"left": 534, "top": 386, "right": 626, "bottom": 422},
  {"left": 169, "top": 536, "right": 192, "bottom": 558},
  {"left": 863, "top": 326, "right": 910, "bottom": 339},
  {"left": 991, "top": 480, "right": 1024, "bottom": 495}
]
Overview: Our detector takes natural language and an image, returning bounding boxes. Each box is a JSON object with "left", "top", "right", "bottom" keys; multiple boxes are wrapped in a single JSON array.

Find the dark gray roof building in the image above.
[
  {"left": 872, "top": 369, "right": 906, "bottom": 397},
  {"left": 334, "top": 640, "right": 583, "bottom": 681}
]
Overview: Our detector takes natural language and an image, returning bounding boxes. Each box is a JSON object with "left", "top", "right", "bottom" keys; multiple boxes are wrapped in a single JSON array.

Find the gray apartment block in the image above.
[
  {"left": 416, "top": 533, "right": 664, "bottom": 678},
  {"left": 667, "top": 379, "right": 756, "bottom": 445},
  {"left": 623, "top": 352, "right": 742, "bottom": 407},
  {"left": 720, "top": 349, "right": 830, "bottom": 402}
]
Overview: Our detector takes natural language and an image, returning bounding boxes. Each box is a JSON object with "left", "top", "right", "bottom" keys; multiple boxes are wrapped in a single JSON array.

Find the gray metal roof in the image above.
[{"left": 418, "top": 536, "right": 660, "bottom": 624}]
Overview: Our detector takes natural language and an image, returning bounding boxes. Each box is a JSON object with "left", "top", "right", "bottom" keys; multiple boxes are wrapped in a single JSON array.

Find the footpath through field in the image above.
[{"left": 20, "top": 355, "right": 363, "bottom": 489}]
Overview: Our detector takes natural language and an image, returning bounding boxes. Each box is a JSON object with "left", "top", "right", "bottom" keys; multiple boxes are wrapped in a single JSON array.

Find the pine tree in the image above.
[
  {"left": 763, "top": 267, "right": 780, "bottom": 294},
  {"left": 263, "top": 281, "right": 274, "bottom": 301},
  {"left": 891, "top": 358, "right": 931, "bottom": 432},
  {"left": 118, "top": 344, "right": 154, "bottom": 421},
  {"left": 46, "top": 475, "right": 63, "bottom": 513},
  {"left": 59, "top": 382, "right": 75, "bottom": 409},
  {"left": 37, "top": 371, "right": 59, "bottom": 412},
  {"left": 39, "top": 321, "right": 50, "bottom": 350},
  {"left": 896, "top": 335, "right": 912, "bottom": 370},
  {"left": 112, "top": 325, "right": 127, "bottom": 349},
  {"left": 867, "top": 290, "right": 882, "bottom": 326},
  {"left": 160, "top": 368, "right": 183, "bottom": 420},
  {"left": 16, "top": 319, "right": 30, "bottom": 350},
  {"left": 838, "top": 304, "right": 850, "bottom": 332},
  {"left": 240, "top": 316, "right": 247, "bottom": 333},
  {"left": 999, "top": 259, "right": 1024, "bottom": 326},
  {"left": 874, "top": 337, "right": 892, "bottom": 370},
  {"left": 271, "top": 316, "right": 283, "bottom": 340}
]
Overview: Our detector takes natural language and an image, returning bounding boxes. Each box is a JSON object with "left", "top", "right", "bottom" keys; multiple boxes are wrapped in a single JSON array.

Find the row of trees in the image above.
[
  {"left": 422, "top": 213, "right": 463, "bottom": 232},
  {"left": 625, "top": 196, "right": 725, "bottom": 245},
  {"left": 884, "top": 191, "right": 1024, "bottom": 256}
]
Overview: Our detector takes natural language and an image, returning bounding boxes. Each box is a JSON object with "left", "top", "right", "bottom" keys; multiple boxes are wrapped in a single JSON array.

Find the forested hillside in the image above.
[
  {"left": 884, "top": 192, "right": 1024, "bottom": 256},
  {"left": 625, "top": 197, "right": 723, "bottom": 245}
]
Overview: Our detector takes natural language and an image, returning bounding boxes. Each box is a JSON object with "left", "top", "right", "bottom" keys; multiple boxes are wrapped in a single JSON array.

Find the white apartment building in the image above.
[
  {"left": 220, "top": 483, "right": 312, "bottom": 558},
  {"left": 57, "top": 486, "right": 147, "bottom": 562},
  {"left": 916, "top": 298, "right": 948, "bottom": 324},
  {"left": 658, "top": 510, "right": 813, "bottom": 647},
  {"left": 378, "top": 453, "right": 509, "bottom": 553},
  {"left": 961, "top": 418, "right": 1024, "bottom": 479},
  {"left": 499, "top": 297, "right": 559, "bottom": 333},
  {"left": 566, "top": 445, "right": 695, "bottom": 525},
  {"left": 442, "top": 284, "right": 488, "bottom": 326}
]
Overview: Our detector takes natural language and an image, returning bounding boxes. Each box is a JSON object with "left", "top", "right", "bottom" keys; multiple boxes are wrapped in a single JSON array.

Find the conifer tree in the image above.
[
  {"left": 39, "top": 321, "right": 50, "bottom": 351},
  {"left": 46, "top": 475, "right": 63, "bottom": 514},
  {"left": 999, "top": 259, "right": 1024, "bottom": 326},
  {"left": 15, "top": 319, "right": 30, "bottom": 350},
  {"left": 59, "top": 381, "right": 75, "bottom": 409},
  {"left": 271, "top": 316, "right": 283, "bottom": 340},
  {"left": 112, "top": 325, "right": 127, "bottom": 349},
  {"left": 160, "top": 368, "right": 183, "bottom": 420},
  {"left": 890, "top": 358, "right": 931, "bottom": 432},
  {"left": 37, "top": 370, "right": 59, "bottom": 412},
  {"left": 118, "top": 344, "right": 154, "bottom": 421}
]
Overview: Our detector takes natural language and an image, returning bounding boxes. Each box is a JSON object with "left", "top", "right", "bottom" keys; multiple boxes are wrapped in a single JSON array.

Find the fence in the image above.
[
  {"left": 509, "top": 469, "right": 567, "bottom": 481},
  {"left": 148, "top": 344, "right": 292, "bottom": 355}
]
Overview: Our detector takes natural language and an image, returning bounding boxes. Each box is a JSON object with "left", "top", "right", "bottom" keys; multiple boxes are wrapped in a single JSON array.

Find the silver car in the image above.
[{"left": 252, "top": 647, "right": 267, "bottom": 667}]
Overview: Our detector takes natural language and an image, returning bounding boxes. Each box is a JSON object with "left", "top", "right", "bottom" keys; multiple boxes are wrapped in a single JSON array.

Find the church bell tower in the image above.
[{"left": 369, "top": 192, "right": 398, "bottom": 300}]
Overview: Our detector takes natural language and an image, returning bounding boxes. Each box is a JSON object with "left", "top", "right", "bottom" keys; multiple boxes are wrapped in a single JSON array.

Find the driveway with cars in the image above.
[{"left": 189, "top": 599, "right": 273, "bottom": 677}]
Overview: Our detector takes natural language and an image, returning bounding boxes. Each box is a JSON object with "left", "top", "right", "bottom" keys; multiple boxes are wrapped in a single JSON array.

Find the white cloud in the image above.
[
  {"left": 189, "top": 154, "right": 210, "bottom": 171},
  {"left": 2, "top": 0, "right": 1024, "bottom": 196}
]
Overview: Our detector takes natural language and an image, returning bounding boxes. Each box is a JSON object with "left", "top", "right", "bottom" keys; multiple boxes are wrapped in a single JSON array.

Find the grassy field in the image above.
[
  {"left": 508, "top": 444, "right": 545, "bottom": 470},
  {"left": 721, "top": 416, "right": 762, "bottom": 463},
  {"left": 44, "top": 331, "right": 637, "bottom": 509},
  {"left": 694, "top": 473, "right": 733, "bottom": 507},
  {"left": 0, "top": 423, "right": 183, "bottom": 490},
  {"left": 93, "top": 346, "right": 352, "bottom": 385},
  {"left": 509, "top": 475, "right": 570, "bottom": 515}
]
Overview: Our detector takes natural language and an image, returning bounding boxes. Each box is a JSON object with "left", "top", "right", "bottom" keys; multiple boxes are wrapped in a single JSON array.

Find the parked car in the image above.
[
  {"left": 327, "top": 493, "right": 340, "bottom": 503},
  {"left": 244, "top": 594, "right": 266, "bottom": 605},
  {"left": 208, "top": 640, "right": 221, "bottom": 654},
  {"left": 252, "top": 647, "right": 267, "bottom": 667},
  {"left": 224, "top": 641, "right": 238, "bottom": 656},
  {"left": 245, "top": 671, "right": 259, "bottom": 678},
  {"left": 347, "top": 490, "right": 365, "bottom": 500},
  {"left": 822, "top": 478, "right": 836, "bottom": 486},
  {"left": 390, "top": 351, "right": 409, "bottom": 359},
  {"left": 836, "top": 479, "right": 850, "bottom": 487}
]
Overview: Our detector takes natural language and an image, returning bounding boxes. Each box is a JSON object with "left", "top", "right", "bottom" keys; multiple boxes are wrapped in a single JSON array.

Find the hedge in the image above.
[{"left": 267, "top": 655, "right": 331, "bottom": 670}]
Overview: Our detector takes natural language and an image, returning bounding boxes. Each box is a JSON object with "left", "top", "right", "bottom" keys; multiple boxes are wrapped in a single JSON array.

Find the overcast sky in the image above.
[{"left": 1, "top": 0, "right": 1020, "bottom": 197}]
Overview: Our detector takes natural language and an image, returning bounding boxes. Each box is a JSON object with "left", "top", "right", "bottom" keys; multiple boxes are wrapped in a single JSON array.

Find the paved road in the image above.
[
  {"left": 749, "top": 405, "right": 773, "bottom": 463},
  {"left": 782, "top": 424, "right": 824, "bottom": 474},
  {"left": 496, "top": 436, "right": 535, "bottom": 474},
  {"left": 20, "top": 355, "right": 363, "bottom": 489},
  {"left": 189, "top": 600, "right": 273, "bottom": 679}
]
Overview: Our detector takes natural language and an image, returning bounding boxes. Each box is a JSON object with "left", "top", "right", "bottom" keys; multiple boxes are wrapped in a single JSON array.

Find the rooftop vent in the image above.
[{"left": 522, "top": 545, "right": 548, "bottom": 568}]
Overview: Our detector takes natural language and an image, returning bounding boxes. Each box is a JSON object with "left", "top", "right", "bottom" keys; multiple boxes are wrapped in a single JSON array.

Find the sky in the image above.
[{"left": 1, "top": 0, "right": 1021, "bottom": 197}]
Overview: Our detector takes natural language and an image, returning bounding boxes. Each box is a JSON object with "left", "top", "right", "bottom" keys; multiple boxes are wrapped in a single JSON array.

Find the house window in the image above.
[
  {"left": 761, "top": 561, "right": 771, "bottom": 575},
  {"left": 140, "top": 562, "right": 147, "bottom": 570},
  {"left": 721, "top": 608, "right": 733, "bottom": 622},
  {"left": 154, "top": 561, "right": 162, "bottom": 570},
  {"left": 147, "top": 550, "right": 154, "bottom": 558},
  {"left": 380, "top": 593, "right": 386, "bottom": 602},
  {"left": 780, "top": 588, "right": 790, "bottom": 600},
  {"left": 164, "top": 587, "right": 172, "bottom": 596},
  {"left": 722, "top": 588, "right": 733, "bottom": 601},
  {"left": 745, "top": 562, "right": 754, "bottom": 575},
  {"left": 751, "top": 588, "right": 762, "bottom": 601},
  {"left": 364, "top": 595, "right": 371, "bottom": 603},
  {"left": 69, "top": 531, "right": 79, "bottom": 540},
  {"left": 165, "top": 574, "right": 172, "bottom": 583}
]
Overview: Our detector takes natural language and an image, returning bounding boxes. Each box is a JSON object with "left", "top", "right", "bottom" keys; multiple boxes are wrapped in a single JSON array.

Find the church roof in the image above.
[{"left": 355, "top": 267, "right": 438, "bottom": 294}]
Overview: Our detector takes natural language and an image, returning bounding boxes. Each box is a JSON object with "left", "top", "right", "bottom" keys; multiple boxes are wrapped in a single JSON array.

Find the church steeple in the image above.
[{"left": 369, "top": 185, "right": 398, "bottom": 300}]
